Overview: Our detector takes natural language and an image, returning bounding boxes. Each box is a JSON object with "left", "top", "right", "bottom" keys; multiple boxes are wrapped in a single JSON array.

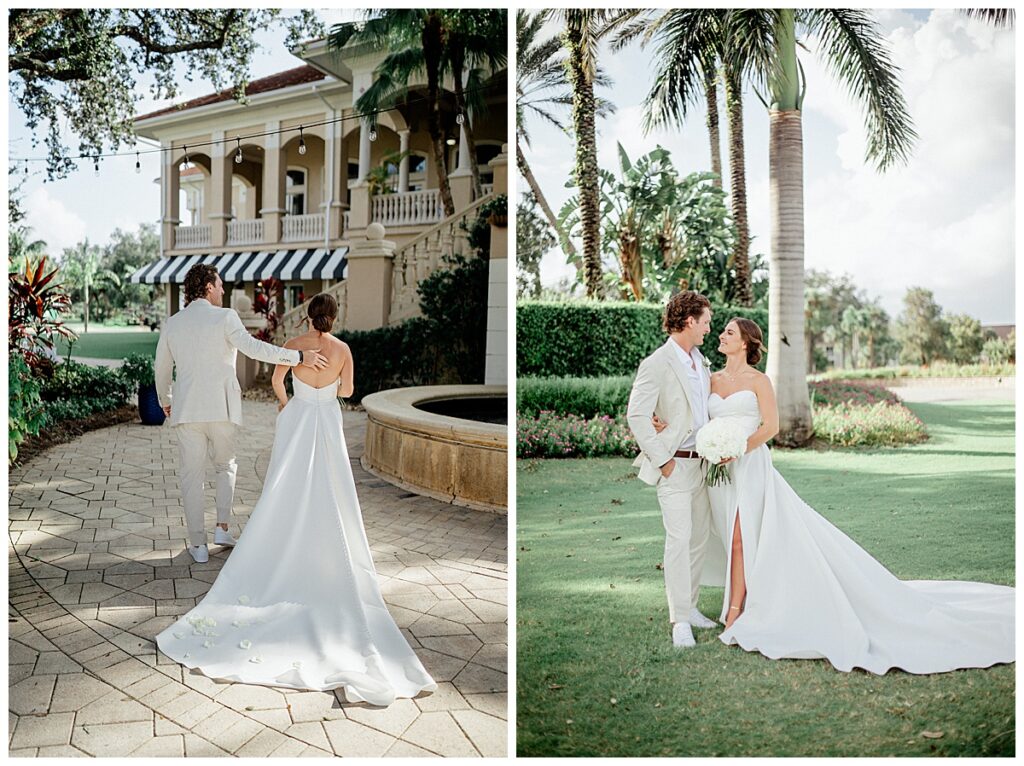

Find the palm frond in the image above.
[
  {"left": 960, "top": 8, "right": 1015, "bottom": 28},
  {"left": 803, "top": 8, "right": 917, "bottom": 169}
]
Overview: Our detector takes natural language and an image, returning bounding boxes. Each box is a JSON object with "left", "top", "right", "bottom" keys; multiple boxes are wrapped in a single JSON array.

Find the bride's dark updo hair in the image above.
[
  {"left": 307, "top": 293, "right": 338, "bottom": 333},
  {"left": 731, "top": 317, "right": 766, "bottom": 366}
]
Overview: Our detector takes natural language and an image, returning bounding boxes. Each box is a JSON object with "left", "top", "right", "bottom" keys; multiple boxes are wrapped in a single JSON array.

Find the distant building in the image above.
[{"left": 983, "top": 324, "right": 1014, "bottom": 340}]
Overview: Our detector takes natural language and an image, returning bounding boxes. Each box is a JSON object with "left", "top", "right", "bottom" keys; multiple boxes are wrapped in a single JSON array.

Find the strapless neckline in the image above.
[
  {"left": 294, "top": 376, "right": 338, "bottom": 392},
  {"left": 709, "top": 389, "right": 757, "bottom": 403}
]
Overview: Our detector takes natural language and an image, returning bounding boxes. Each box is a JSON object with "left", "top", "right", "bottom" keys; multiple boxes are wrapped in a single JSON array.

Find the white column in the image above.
[
  {"left": 398, "top": 129, "right": 411, "bottom": 193},
  {"left": 358, "top": 120, "right": 372, "bottom": 182},
  {"left": 456, "top": 122, "right": 470, "bottom": 172}
]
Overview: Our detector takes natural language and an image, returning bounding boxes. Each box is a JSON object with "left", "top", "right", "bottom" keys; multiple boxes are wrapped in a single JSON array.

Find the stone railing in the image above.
[
  {"left": 389, "top": 191, "right": 495, "bottom": 324},
  {"left": 226, "top": 218, "right": 264, "bottom": 245},
  {"left": 372, "top": 189, "right": 444, "bottom": 228},
  {"left": 275, "top": 279, "right": 349, "bottom": 343},
  {"left": 480, "top": 183, "right": 494, "bottom": 197},
  {"left": 282, "top": 213, "right": 325, "bottom": 243},
  {"left": 342, "top": 210, "right": 350, "bottom": 232},
  {"left": 174, "top": 224, "right": 211, "bottom": 249}
]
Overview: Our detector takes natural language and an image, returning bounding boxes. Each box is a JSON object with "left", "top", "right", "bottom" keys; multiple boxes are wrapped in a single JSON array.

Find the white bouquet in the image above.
[{"left": 695, "top": 418, "right": 749, "bottom": 486}]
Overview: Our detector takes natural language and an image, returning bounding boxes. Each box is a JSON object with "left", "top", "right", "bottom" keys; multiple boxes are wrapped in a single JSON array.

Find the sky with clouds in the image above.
[
  {"left": 521, "top": 8, "right": 1014, "bottom": 324},
  {"left": 8, "top": 10, "right": 358, "bottom": 259}
]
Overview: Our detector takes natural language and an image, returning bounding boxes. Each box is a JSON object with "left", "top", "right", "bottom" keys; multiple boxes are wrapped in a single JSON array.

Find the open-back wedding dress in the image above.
[
  {"left": 706, "top": 389, "right": 1014, "bottom": 675},
  {"left": 156, "top": 376, "right": 437, "bottom": 705}
]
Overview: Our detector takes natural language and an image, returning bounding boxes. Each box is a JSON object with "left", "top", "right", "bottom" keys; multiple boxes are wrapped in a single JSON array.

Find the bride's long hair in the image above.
[{"left": 730, "top": 317, "right": 766, "bottom": 366}]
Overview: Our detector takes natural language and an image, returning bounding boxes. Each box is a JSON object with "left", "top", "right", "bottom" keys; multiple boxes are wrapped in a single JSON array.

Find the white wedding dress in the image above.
[
  {"left": 706, "top": 390, "right": 1014, "bottom": 675},
  {"left": 156, "top": 377, "right": 437, "bottom": 704}
]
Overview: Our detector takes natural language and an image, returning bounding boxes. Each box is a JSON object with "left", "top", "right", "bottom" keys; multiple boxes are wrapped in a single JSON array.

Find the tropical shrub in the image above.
[
  {"left": 38, "top": 361, "right": 134, "bottom": 425},
  {"left": 418, "top": 253, "right": 489, "bottom": 384},
  {"left": 9, "top": 256, "right": 77, "bottom": 368},
  {"left": 337, "top": 318, "right": 435, "bottom": 403},
  {"left": 120, "top": 353, "right": 155, "bottom": 387},
  {"left": 517, "top": 300, "right": 768, "bottom": 377},
  {"left": 9, "top": 355, "right": 48, "bottom": 463}
]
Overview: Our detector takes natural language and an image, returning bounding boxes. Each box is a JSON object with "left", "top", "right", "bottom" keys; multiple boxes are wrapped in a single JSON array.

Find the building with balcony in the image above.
[{"left": 129, "top": 29, "right": 507, "bottom": 356}]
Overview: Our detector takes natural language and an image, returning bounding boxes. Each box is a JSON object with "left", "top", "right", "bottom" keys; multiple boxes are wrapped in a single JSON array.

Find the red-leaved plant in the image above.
[{"left": 9, "top": 256, "right": 77, "bottom": 368}]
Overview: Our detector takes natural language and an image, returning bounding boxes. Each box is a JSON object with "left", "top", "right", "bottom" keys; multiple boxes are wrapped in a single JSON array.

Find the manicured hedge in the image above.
[
  {"left": 517, "top": 375, "right": 634, "bottom": 419},
  {"left": 39, "top": 361, "right": 135, "bottom": 425},
  {"left": 337, "top": 318, "right": 436, "bottom": 403},
  {"left": 517, "top": 300, "right": 768, "bottom": 377}
]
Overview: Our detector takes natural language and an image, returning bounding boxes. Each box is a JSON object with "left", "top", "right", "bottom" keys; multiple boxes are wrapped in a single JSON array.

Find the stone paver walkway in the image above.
[{"left": 9, "top": 401, "right": 507, "bottom": 757}]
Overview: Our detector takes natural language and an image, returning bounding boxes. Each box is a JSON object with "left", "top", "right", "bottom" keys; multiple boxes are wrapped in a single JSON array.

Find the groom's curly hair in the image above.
[
  {"left": 183, "top": 264, "right": 220, "bottom": 305},
  {"left": 663, "top": 291, "right": 711, "bottom": 334}
]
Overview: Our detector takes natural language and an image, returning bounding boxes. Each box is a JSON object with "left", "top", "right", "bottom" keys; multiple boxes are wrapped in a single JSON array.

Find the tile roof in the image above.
[{"left": 135, "top": 65, "right": 327, "bottom": 122}]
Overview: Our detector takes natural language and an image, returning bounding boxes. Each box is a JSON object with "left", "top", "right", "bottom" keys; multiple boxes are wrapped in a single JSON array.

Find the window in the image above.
[
  {"left": 286, "top": 169, "right": 306, "bottom": 216},
  {"left": 287, "top": 284, "right": 305, "bottom": 312}
]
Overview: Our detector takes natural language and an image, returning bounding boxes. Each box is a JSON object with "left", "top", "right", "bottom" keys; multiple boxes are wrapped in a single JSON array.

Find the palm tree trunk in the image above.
[
  {"left": 516, "top": 141, "right": 582, "bottom": 272},
  {"left": 423, "top": 12, "right": 455, "bottom": 218},
  {"left": 767, "top": 10, "right": 812, "bottom": 445},
  {"left": 564, "top": 24, "right": 603, "bottom": 299},
  {"left": 705, "top": 73, "right": 722, "bottom": 189},
  {"left": 724, "top": 66, "right": 752, "bottom": 307},
  {"left": 83, "top": 274, "right": 90, "bottom": 334}
]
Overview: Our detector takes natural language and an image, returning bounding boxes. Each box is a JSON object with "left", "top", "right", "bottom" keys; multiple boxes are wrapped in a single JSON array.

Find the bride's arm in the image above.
[
  {"left": 272, "top": 340, "right": 299, "bottom": 411},
  {"left": 748, "top": 375, "right": 780, "bottom": 452},
  {"left": 337, "top": 342, "right": 355, "bottom": 399}
]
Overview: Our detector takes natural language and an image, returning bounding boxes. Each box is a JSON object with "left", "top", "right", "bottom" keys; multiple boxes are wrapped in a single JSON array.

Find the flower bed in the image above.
[
  {"left": 809, "top": 380, "right": 927, "bottom": 447},
  {"left": 811, "top": 363, "right": 1014, "bottom": 381},
  {"left": 517, "top": 411, "right": 637, "bottom": 459}
]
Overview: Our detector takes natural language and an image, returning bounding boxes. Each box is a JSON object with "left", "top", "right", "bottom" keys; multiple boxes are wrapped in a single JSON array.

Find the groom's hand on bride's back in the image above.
[{"left": 299, "top": 349, "right": 329, "bottom": 370}]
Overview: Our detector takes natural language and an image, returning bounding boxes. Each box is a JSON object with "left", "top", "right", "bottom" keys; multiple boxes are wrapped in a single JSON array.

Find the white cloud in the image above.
[{"left": 23, "top": 187, "right": 88, "bottom": 258}]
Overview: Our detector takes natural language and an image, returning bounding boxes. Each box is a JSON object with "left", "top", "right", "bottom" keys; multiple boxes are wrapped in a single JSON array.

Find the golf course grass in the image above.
[
  {"left": 516, "top": 400, "right": 1014, "bottom": 757},
  {"left": 57, "top": 329, "right": 159, "bottom": 359}
]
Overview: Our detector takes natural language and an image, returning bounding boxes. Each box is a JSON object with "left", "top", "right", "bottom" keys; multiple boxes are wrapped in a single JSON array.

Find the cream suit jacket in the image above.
[
  {"left": 154, "top": 299, "right": 300, "bottom": 427},
  {"left": 626, "top": 339, "right": 711, "bottom": 486}
]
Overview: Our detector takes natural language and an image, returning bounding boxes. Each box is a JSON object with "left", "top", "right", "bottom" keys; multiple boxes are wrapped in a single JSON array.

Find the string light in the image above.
[
  {"left": 94, "top": 157, "right": 100, "bottom": 177},
  {"left": 182, "top": 145, "right": 189, "bottom": 166},
  {"left": 298, "top": 126, "right": 307, "bottom": 155},
  {"left": 135, "top": 152, "right": 141, "bottom": 174},
  {"left": 10, "top": 81, "right": 502, "bottom": 170},
  {"left": 234, "top": 137, "right": 243, "bottom": 164},
  {"left": 455, "top": 113, "right": 465, "bottom": 125}
]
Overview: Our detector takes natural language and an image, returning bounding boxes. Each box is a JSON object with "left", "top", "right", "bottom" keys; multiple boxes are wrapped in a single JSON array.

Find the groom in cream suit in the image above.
[
  {"left": 627, "top": 290, "right": 718, "bottom": 648},
  {"left": 155, "top": 263, "right": 327, "bottom": 564}
]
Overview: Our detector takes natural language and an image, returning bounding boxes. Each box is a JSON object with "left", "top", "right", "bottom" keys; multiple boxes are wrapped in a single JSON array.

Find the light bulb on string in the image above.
[
  {"left": 235, "top": 138, "right": 243, "bottom": 164},
  {"left": 183, "top": 145, "right": 189, "bottom": 167},
  {"left": 298, "top": 126, "right": 307, "bottom": 155},
  {"left": 135, "top": 152, "right": 141, "bottom": 174},
  {"left": 456, "top": 113, "right": 465, "bottom": 125},
  {"left": 94, "top": 157, "right": 100, "bottom": 177},
  {"left": 368, "top": 126, "right": 378, "bottom": 142},
  {"left": 24, "top": 162, "right": 29, "bottom": 176}
]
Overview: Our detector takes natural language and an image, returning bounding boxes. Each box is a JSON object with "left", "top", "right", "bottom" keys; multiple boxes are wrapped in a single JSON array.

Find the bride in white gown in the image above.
[
  {"left": 664, "top": 317, "right": 1014, "bottom": 675},
  {"left": 156, "top": 293, "right": 436, "bottom": 705}
]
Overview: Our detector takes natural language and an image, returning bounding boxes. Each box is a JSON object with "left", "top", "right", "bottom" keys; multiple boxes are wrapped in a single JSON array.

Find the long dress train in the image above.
[
  {"left": 706, "top": 390, "right": 1014, "bottom": 675},
  {"left": 156, "top": 377, "right": 437, "bottom": 705}
]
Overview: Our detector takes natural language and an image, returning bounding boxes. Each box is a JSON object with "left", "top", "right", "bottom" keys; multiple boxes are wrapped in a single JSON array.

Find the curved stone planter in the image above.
[{"left": 361, "top": 385, "right": 507, "bottom": 514}]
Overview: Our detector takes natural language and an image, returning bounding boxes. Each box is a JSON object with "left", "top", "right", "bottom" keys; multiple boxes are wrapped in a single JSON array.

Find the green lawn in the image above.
[
  {"left": 56, "top": 329, "right": 159, "bottom": 359},
  {"left": 516, "top": 400, "right": 1015, "bottom": 757}
]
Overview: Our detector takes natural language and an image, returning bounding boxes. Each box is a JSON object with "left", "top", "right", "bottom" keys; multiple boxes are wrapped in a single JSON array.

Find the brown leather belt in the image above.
[{"left": 673, "top": 450, "right": 700, "bottom": 459}]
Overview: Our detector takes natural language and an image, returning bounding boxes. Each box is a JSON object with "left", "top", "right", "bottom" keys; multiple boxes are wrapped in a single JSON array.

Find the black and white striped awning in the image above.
[{"left": 129, "top": 248, "right": 348, "bottom": 285}]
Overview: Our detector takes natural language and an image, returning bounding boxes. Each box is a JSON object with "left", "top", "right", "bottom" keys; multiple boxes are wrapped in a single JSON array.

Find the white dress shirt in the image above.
[{"left": 670, "top": 340, "right": 708, "bottom": 452}]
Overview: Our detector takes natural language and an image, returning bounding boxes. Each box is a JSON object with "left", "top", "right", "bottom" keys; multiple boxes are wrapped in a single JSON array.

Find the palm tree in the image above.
[
  {"left": 612, "top": 10, "right": 754, "bottom": 306},
  {"left": 552, "top": 9, "right": 613, "bottom": 298},
  {"left": 59, "top": 241, "right": 120, "bottom": 333},
  {"left": 516, "top": 10, "right": 578, "bottom": 266},
  {"left": 733, "top": 9, "right": 916, "bottom": 444},
  {"left": 330, "top": 11, "right": 458, "bottom": 217},
  {"left": 443, "top": 10, "right": 507, "bottom": 199},
  {"left": 961, "top": 9, "right": 1015, "bottom": 27},
  {"left": 517, "top": 10, "right": 615, "bottom": 271}
]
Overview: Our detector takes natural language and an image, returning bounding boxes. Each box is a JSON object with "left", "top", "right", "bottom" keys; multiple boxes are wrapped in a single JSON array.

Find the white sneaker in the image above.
[
  {"left": 689, "top": 608, "right": 718, "bottom": 629},
  {"left": 214, "top": 528, "right": 237, "bottom": 547},
  {"left": 672, "top": 622, "right": 696, "bottom": 648},
  {"left": 187, "top": 544, "right": 209, "bottom": 564}
]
